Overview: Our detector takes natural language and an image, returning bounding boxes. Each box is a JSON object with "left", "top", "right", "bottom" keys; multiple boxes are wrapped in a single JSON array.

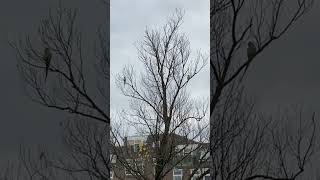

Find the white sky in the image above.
[{"left": 110, "top": 0, "right": 210, "bottom": 123}]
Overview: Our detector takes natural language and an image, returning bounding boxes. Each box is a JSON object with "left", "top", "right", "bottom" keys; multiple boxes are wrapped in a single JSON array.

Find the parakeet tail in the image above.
[{"left": 45, "top": 67, "right": 49, "bottom": 82}]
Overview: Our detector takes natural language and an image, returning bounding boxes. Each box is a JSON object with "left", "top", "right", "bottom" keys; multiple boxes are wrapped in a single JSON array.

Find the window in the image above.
[
  {"left": 134, "top": 143, "right": 140, "bottom": 152},
  {"left": 110, "top": 154, "right": 116, "bottom": 163},
  {"left": 127, "top": 137, "right": 147, "bottom": 152},
  {"left": 152, "top": 141, "right": 160, "bottom": 148},
  {"left": 175, "top": 145, "right": 184, "bottom": 156},
  {"left": 190, "top": 169, "right": 200, "bottom": 174},
  {"left": 173, "top": 169, "right": 183, "bottom": 180},
  {"left": 184, "top": 147, "right": 191, "bottom": 156},
  {"left": 190, "top": 168, "right": 210, "bottom": 180},
  {"left": 190, "top": 169, "right": 200, "bottom": 180},
  {"left": 189, "top": 144, "right": 198, "bottom": 156},
  {"left": 200, "top": 150, "right": 209, "bottom": 160},
  {"left": 110, "top": 170, "right": 114, "bottom": 179}
]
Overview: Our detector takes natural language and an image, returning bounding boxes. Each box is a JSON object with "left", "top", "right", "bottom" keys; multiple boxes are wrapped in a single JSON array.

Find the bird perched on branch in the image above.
[
  {"left": 39, "top": 152, "right": 45, "bottom": 160},
  {"left": 247, "top": 41, "right": 256, "bottom": 60},
  {"left": 240, "top": 41, "right": 257, "bottom": 81},
  {"left": 42, "top": 47, "right": 52, "bottom": 81},
  {"left": 123, "top": 76, "right": 126, "bottom": 85}
]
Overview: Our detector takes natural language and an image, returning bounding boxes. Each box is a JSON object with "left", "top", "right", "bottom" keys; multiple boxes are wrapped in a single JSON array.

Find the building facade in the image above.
[{"left": 111, "top": 134, "right": 210, "bottom": 180}]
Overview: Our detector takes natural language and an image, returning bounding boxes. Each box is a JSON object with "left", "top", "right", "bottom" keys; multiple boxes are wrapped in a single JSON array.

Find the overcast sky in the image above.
[{"left": 110, "top": 0, "right": 210, "bottom": 121}]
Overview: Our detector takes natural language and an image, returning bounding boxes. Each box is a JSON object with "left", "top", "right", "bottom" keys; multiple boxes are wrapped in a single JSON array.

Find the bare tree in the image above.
[
  {"left": 50, "top": 119, "right": 110, "bottom": 180},
  {"left": 2, "top": 90, "right": 316, "bottom": 180},
  {"left": 210, "top": 0, "right": 314, "bottom": 115},
  {"left": 111, "top": 9, "right": 210, "bottom": 180},
  {"left": 0, "top": 118, "right": 111, "bottom": 180},
  {"left": 4, "top": 1, "right": 111, "bottom": 180},
  {"left": 209, "top": 81, "right": 318, "bottom": 180},
  {"left": 10, "top": 4, "right": 110, "bottom": 125},
  {"left": 209, "top": 0, "right": 317, "bottom": 179}
]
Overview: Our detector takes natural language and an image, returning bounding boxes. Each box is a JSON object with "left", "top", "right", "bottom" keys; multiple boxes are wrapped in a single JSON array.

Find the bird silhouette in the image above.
[
  {"left": 187, "top": 74, "right": 191, "bottom": 80},
  {"left": 247, "top": 41, "right": 256, "bottom": 60},
  {"left": 240, "top": 41, "right": 257, "bottom": 81},
  {"left": 123, "top": 76, "right": 126, "bottom": 85},
  {"left": 43, "top": 48, "right": 52, "bottom": 81},
  {"left": 39, "top": 152, "right": 45, "bottom": 160}
]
